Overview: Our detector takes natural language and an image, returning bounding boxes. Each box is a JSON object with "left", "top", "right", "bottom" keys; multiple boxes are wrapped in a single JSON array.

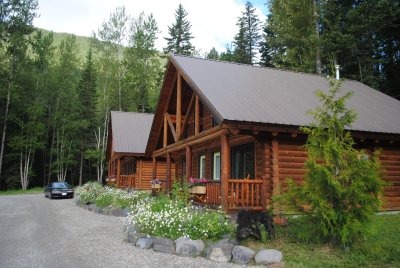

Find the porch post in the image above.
[
  {"left": 271, "top": 137, "right": 280, "bottom": 213},
  {"left": 185, "top": 146, "right": 192, "bottom": 181},
  {"left": 166, "top": 153, "right": 171, "bottom": 194},
  {"left": 221, "top": 132, "right": 230, "bottom": 211},
  {"left": 152, "top": 157, "right": 157, "bottom": 180},
  {"left": 117, "top": 157, "right": 121, "bottom": 187}
]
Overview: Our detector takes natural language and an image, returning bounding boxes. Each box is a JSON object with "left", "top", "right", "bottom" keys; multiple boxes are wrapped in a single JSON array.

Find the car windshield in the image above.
[{"left": 52, "top": 182, "right": 71, "bottom": 188}]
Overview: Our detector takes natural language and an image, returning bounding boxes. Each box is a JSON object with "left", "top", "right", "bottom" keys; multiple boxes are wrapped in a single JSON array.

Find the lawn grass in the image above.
[
  {"left": 243, "top": 213, "right": 400, "bottom": 267},
  {"left": 0, "top": 187, "right": 43, "bottom": 196}
]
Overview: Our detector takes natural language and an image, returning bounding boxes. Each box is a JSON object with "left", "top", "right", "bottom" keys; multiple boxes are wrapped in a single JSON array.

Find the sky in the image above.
[{"left": 33, "top": 0, "right": 268, "bottom": 54}]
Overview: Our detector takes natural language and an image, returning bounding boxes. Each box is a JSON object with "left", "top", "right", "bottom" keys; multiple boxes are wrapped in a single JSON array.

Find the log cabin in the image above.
[
  {"left": 146, "top": 54, "right": 400, "bottom": 212},
  {"left": 106, "top": 111, "right": 174, "bottom": 190}
]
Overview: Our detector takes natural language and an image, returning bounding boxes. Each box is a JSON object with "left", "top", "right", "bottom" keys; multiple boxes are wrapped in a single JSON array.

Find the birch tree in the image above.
[
  {"left": 0, "top": 0, "right": 38, "bottom": 185},
  {"left": 89, "top": 6, "right": 129, "bottom": 182}
]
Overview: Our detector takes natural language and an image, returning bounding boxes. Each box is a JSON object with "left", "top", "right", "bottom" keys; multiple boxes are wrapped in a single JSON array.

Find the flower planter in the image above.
[
  {"left": 188, "top": 185, "right": 206, "bottom": 194},
  {"left": 151, "top": 184, "right": 161, "bottom": 189}
]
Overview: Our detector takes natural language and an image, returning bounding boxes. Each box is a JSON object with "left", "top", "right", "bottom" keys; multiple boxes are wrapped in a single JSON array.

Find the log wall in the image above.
[
  {"left": 261, "top": 136, "right": 400, "bottom": 211},
  {"left": 138, "top": 159, "right": 175, "bottom": 190},
  {"left": 379, "top": 146, "right": 400, "bottom": 210}
]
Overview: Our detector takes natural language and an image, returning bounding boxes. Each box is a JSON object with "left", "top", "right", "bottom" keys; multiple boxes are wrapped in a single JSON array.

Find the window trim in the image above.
[
  {"left": 213, "top": 152, "right": 221, "bottom": 180},
  {"left": 199, "top": 154, "right": 206, "bottom": 179}
]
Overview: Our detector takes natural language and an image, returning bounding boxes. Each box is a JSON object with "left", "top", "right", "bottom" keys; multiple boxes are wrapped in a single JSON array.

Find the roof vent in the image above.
[{"left": 335, "top": 65, "right": 340, "bottom": 80}]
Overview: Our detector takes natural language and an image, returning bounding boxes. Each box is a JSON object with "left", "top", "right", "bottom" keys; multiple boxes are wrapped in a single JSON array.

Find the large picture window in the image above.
[
  {"left": 199, "top": 155, "right": 206, "bottom": 179},
  {"left": 213, "top": 152, "right": 221, "bottom": 180},
  {"left": 231, "top": 143, "right": 255, "bottom": 179}
]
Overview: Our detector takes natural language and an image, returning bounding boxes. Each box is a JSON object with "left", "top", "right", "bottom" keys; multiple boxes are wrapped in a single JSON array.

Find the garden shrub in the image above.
[{"left": 280, "top": 80, "right": 384, "bottom": 248}]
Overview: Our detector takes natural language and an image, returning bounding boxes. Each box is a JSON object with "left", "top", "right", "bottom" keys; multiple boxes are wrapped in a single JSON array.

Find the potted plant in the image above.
[
  {"left": 150, "top": 179, "right": 162, "bottom": 189},
  {"left": 188, "top": 177, "right": 207, "bottom": 194}
]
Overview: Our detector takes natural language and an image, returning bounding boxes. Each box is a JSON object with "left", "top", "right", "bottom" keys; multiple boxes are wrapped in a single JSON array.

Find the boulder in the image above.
[
  {"left": 123, "top": 207, "right": 130, "bottom": 217},
  {"left": 153, "top": 237, "right": 176, "bottom": 254},
  {"left": 109, "top": 207, "right": 125, "bottom": 217},
  {"left": 136, "top": 237, "right": 154, "bottom": 249},
  {"left": 175, "top": 237, "right": 205, "bottom": 257},
  {"left": 232, "top": 245, "right": 255, "bottom": 264},
  {"left": 93, "top": 206, "right": 103, "bottom": 214},
  {"left": 126, "top": 232, "right": 147, "bottom": 244},
  {"left": 254, "top": 249, "right": 283, "bottom": 265},
  {"left": 206, "top": 241, "right": 235, "bottom": 263},
  {"left": 87, "top": 204, "right": 96, "bottom": 211}
]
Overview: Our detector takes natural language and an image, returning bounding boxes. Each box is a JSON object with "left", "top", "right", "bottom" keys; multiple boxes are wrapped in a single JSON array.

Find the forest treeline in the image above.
[{"left": 0, "top": 0, "right": 399, "bottom": 190}]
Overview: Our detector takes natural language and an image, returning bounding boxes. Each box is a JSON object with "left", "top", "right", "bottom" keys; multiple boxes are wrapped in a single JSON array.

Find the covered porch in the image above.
[
  {"left": 106, "top": 154, "right": 137, "bottom": 188},
  {"left": 152, "top": 125, "right": 275, "bottom": 212}
]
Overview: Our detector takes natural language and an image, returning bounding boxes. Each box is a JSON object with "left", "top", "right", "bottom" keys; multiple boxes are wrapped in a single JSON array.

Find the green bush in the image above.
[{"left": 280, "top": 80, "right": 384, "bottom": 248}]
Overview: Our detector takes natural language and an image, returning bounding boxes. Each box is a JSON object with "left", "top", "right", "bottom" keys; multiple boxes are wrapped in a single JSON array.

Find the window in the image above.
[
  {"left": 199, "top": 155, "right": 206, "bottom": 179},
  {"left": 123, "top": 159, "right": 136, "bottom": 175},
  {"left": 231, "top": 143, "right": 255, "bottom": 179},
  {"left": 213, "top": 152, "right": 221, "bottom": 180}
]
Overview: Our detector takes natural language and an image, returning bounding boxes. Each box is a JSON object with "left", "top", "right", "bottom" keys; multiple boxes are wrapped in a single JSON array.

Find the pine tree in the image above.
[
  {"left": 206, "top": 47, "right": 219, "bottom": 60},
  {"left": 259, "top": 17, "right": 275, "bottom": 67},
  {"left": 281, "top": 80, "right": 384, "bottom": 247},
  {"left": 233, "top": 1, "right": 261, "bottom": 64},
  {"left": 77, "top": 48, "right": 97, "bottom": 185},
  {"left": 233, "top": 21, "right": 248, "bottom": 64},
  {"left": 164, "top": 4, "right": 194, "bottom": 56},
  {"left": 78, "top": 49, "right": 97, "bottom": 126}
]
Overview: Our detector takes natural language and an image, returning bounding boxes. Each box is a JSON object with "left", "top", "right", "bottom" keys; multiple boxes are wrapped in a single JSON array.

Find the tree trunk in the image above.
[
  {"left": 0, "top": 89, "right": 11, "bottom": 182},
  {"left": 313, "top": 0, "right": 322, "bottom": 75},
  {"left": 79, "top": 147, "right": 84, "bottom": 186}
]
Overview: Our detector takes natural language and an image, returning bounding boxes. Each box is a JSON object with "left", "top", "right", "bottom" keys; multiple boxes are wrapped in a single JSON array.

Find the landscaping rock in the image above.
[
  {"left": 232, "top": 245, "right": 255, "bottom": 264},
  {"left": 87, "top": 204, "right": 96, "bottom": 211},
  {"left": 254, "top": 249, "right": 283, "bottom": 265},
  {"left": 136, "top": 237, "right": 154, "bottom": 249},
  {"left": 126, "top": 232, "right": 147, "bottom": 244},
  {"left": 123, "top": 207, "right": 130, "bottom": 217},
  {"left": 102, "top": 207, "right": 111, "bottom": 215},
  {"left": 109, "top": 207, "right": 125, "bottom": 217},
  {"left": 93, "top": 206, "right": 103, "bottom": 214},
  {"left": 206, "top": 241, "right": 235, "bottom": 263},
  {"left": 219, "top": 236, "right": 240, "bottom": 245},
  {"left": 175, "top": 237, "right": 205, "bottom": 257},
  {"left": 153, "top": 237, "right": 176, "bottom": 254}
]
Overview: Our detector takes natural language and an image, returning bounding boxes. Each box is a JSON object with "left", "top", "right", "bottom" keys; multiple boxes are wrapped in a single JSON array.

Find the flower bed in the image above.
[
  {"left": 127, "top": 195, "right": 235, "bottom": 240},
  {"left": 75, "top": 182, "right": 149, "bottom": 208}
]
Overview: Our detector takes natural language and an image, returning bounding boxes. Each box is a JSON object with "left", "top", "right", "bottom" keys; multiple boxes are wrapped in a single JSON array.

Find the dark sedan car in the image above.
[{"left": 44, "top": 182, "right": 74, "bottom": 199}]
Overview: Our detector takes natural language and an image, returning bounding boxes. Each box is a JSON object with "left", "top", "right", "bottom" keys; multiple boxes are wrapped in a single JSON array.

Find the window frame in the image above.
[
  {"left": 212, "top": 152, "right": 221, "bottom": 180},
  {"left": 199, "top": 154, "right": 206, "bottom": 179},
  {"left": 230, "top": 143, "right": 255, "bottom": 179}
]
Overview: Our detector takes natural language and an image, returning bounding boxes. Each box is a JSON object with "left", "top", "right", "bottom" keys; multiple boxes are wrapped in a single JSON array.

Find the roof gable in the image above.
[{"left": 110, "top": 111, "right": 154, "bottom": 154}]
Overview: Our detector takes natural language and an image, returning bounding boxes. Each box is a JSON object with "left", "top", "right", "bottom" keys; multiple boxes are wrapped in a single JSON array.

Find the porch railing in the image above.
[
  {"left": 204, "top": 181, "right": 221, "bottom": 206},
  {"left": 117, "top": 175, "right": 136, "bottom": 188},
  {"left": 227, "top": 179, "right": 264, "bottom": 211}
]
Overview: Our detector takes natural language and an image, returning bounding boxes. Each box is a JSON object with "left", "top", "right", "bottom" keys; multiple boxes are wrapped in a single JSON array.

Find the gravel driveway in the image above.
[{"left": 0, "top": 194, "right": 246, "bottom": 268}]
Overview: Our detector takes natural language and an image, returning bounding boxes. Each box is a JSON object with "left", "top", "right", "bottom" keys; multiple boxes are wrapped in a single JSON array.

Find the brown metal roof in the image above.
[
  {"left": 171, "top": 54, "right": 400, "bottom": 134},
  {"left": 110, "top": 111, "right": 154, "bottom": 154}
]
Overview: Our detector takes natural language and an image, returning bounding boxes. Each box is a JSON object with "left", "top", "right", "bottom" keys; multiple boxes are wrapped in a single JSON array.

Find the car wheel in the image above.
[{"left": 45, "top": 193, "right": 47, "bottom": 198}]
